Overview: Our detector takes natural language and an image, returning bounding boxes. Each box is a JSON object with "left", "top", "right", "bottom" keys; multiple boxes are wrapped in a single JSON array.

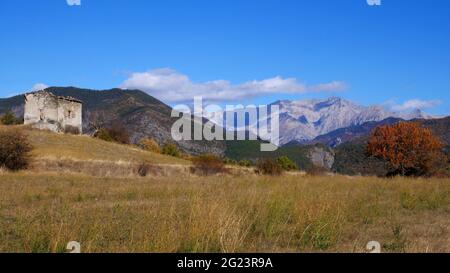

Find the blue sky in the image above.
[{"left": 0, "top": 0, "right": 449, "bottom": 115}]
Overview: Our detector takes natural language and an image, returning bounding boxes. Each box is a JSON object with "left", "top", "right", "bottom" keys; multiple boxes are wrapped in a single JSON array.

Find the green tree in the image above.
[
  {"left": 0, "top": 110, "right": 20, "bottom": 125},
  {"left": 162, "top": 143, "right": 181, "bottom": 157},
  {"left": 276, "top": 156, "right": 298, "bottom": 171}
]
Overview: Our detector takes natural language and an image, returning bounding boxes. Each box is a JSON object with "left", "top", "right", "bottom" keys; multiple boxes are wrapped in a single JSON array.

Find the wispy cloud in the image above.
[
  {"left": 31, "top": 83, "right": 49, "bottom": 91},
  {"left": 385, "top": 99, "right": 442, "bottom": 112},
  {"left": 120, "top": 68, "right": 347, "bottom": 103},
  {"left": 66, "top": 0, "right": 81, "bottom": 6}
]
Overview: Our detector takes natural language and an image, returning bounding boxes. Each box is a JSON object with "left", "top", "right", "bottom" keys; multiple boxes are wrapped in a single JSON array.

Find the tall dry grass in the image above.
[
  {"left": 0, "top": 173, "right": 448, "bottom": 253},
  {"left": 4, "top": 126, "right": 189, "bottom": 165}
]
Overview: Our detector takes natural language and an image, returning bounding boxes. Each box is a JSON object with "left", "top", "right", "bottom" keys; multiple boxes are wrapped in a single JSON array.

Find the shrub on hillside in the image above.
[
  {"left": 276, "top": 156, "right": 298, "bottom": 171},
  {"left": 0, "top": 129, "right": 33, "bottom": 171},
  {"left": 94, "top": 128, "right": 114, "bottom": 142},
  {"left": 0, "top": 110, "right": 22, "bottom": 125},
  {"left": 106, "top": 123, "right": 130, "bottom": 144},
  {"left": 192, "top": 154, "right": 226, "bottom": 175},
  {"left": 333, "top": 142, "right": 388, "bottom": 177},
  {"left": 161, "top": 143, "right": 181, "bottom": 157},
  {"left": 238, "top": 160, "right": 253, "bottom": 167},
  {"left": 256, "top": 159, "right": 283, "bottom": 176},
  {"left": 367, "top": 122, "right": 446, "bottom": 177},
  {"left": 223, "top": 157, "right": 238, "bottom": 165},
  {"left": 139, "top": 138, "right": 161, "bottom": 153},
  {"left": 137, "top": 162, "right": 153, "bottom": 177},
  {"left": 94, "top": 123, "right": 130, "bottom": 144}
]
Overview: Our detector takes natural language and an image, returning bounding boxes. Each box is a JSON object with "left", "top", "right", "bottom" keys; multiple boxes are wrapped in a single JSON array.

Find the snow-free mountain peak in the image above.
[{"left": 272, "top": 97, "right": 428, "bottom": 145}]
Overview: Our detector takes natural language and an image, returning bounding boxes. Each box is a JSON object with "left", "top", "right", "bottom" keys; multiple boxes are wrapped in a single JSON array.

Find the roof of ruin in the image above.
[{"left": 25, "top": 90, "right": 83, "bottom": 104}]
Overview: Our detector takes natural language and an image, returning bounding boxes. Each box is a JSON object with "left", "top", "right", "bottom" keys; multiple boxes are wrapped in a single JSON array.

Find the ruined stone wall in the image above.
[
  {"left": 24, "top": 92, "right": 60, "bottom": 132},
  {"left": 24, "top": 91, "right": 82, "bottom": 134},
  {"left": 57, "top": 99, "right": 83, "bottom": 133}
]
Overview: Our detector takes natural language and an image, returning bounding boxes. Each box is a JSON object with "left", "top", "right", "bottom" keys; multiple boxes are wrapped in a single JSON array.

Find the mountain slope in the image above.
[
  {"left": 307, "top": 117, "right": 404, "bottom": 147},
  {"left": 331, "top": 116, "right": 450, "bottom": 176},
  {"left": 273, "top": 97, "right": 427, "bottom": 145},
  {"left": 309, "top": 116, "right": 450, "bottom": 148},
  {"left": 0, "top": 87, "right": 226, "bottom": 156}
]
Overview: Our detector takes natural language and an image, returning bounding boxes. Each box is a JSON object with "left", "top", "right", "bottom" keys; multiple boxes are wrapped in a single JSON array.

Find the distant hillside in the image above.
[
  {"left": 0, "top": 87, "right": 226, "bottom": 156},
  {"left": 420, "top": 117, "right": 450, "bottom": 147},
  {"left": 205, "top": 96, "right": 430, "bottom": 146},
  {"left": 0, "top": 94, "right": 24, "bottom": 118},
  {"left": 306, "top": 117, "right": 404, "bottom": 147},
  {"left": 332, "top": 139, "right": 389, "bottom": 176},
  {"left": 271, "top": 97, "right": 428, "bottom": 145},
  {"left": 331, "top": 116, "right": 450, "bottom": 176},
  {"left": 225, "top": 140, "right": 335, "bottom": 171},
  {"left": 2, "top": 88, "right": 448, "bottom": 173},
  {"left": 303, "top": 116, "right": 450, "bottom": 148}
]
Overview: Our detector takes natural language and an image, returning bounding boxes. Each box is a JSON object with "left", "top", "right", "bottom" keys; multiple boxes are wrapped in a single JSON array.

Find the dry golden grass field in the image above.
[
  {"left": 1, "top": 126, "right": 190, "bottom": 177},
  {"left": 27, "top": 128, "right": 188, "bottom": 165},
  {"left": 0, "top": 172, "right": 449, "bottom": 253},
  {"left": 1, "top": 126, "right": 449, "bottom": 253}
]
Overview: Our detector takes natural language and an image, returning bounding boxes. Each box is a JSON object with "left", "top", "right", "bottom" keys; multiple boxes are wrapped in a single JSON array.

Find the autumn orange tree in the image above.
[{"left": 367, "top": 122, "right": 445, "bottom": 177}]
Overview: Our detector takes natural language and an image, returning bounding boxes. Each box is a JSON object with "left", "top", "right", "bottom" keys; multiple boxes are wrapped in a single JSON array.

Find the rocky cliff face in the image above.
[
  {"left": 273, "top": 97, "right": 427, "bottom": 145},
  {"left": 308, "top": 146, "right": 335, "bottom": 170}
]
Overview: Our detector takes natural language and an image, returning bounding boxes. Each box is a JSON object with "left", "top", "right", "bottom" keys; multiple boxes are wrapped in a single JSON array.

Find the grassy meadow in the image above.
[
  {"left": 0, "top": 172, "right": 449, "bottom": 253},
  {"left": 1, "top": 125, "right": 190, "bottom": 177},
  {"left": 26, "top": 128, "right": 188, "bottom": 165}
]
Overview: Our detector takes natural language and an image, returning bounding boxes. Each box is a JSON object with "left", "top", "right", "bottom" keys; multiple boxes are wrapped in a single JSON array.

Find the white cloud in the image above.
[
  {"left": 31, "top": 83, "right": 49, "bottom": 91},
  {"left": 389, "top": 99, "right": 442, "bottom": 112},
  {"left": 67, "top": 0, "right": 81, "bottom": 6},
  {"left": 120, "top": 68, "right": 347, "bottom": 103}
]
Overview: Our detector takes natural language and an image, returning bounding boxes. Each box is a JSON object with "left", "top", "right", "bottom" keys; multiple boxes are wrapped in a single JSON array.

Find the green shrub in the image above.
[
  {"left": 0, "top": 110, "right": 21, "bottom": 125},
  {"left": 383, "top": 225, "right": 407, "bottom": 253},
  {"left": 276, "top": 156, "right": 298, "bottom": 171},
  {"left": 256, "top": 159, "right": 283, "bottom": 176},
  {"left": 0, "top": 128, "right": 33, "bottom": 171},
  {"left": 223, "top": 157, "right": 237, "bottom": 165},
  {"left": 238, "top": 160, "right": 253, "bottom": 167},
  {"left": 162, "top": 143, "right": 181, "bottom": 157}
]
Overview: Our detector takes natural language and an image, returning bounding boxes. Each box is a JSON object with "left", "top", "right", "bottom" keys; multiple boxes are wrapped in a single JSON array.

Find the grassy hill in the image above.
[
  {"left": 1, "top": 125, "right": 189, "bottom": 177},
  {"left": 25, "top": 128, "right": 187, "bottom": 165},
  {"left": 225, "top": 140, "right": 315, "bottom": 170}
]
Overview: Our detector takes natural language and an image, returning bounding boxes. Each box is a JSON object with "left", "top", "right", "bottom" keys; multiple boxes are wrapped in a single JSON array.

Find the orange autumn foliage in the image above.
[{"left": 367, "top": 122, "right": 445, "bottom": 176}]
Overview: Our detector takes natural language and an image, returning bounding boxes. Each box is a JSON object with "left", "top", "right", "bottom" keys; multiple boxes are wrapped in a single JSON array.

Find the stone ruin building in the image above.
[{"left": 24, "top": 91, "right": 83, "bottom": 134}]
